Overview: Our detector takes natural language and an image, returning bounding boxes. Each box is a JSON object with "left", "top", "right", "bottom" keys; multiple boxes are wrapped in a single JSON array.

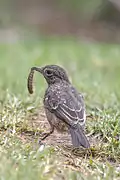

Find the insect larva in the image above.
[{"left": 27, "top": 69, "right": 35, "bottom": 94}]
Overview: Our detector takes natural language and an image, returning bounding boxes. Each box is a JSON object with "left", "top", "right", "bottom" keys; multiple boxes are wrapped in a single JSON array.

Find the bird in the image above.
[{"left": 27, "top": 65, "right": 90, "bottom": 148}]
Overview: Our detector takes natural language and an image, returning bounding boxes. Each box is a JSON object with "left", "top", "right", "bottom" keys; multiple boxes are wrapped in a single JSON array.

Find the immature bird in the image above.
[{"left": 28, "top": 65, "right": 90, "bottom": 148}]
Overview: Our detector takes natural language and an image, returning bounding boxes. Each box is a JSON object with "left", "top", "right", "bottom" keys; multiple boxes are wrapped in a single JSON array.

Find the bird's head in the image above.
[{"left": 31, "top": 65, "right": 70, "bottom": 85}]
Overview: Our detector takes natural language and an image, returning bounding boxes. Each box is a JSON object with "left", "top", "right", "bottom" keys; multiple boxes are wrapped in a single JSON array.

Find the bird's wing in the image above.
[
  {"left": 70, "top": 86, "right": 85, "bottom": 106},
  {"left": 70, "top": 86, "right": 86, "bottom": 122},
  {"left": 47, "top": 89, "right": 85, "bottom": 128}
]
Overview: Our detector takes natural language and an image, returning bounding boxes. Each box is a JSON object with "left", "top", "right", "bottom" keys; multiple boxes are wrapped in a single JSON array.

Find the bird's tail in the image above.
[{"left": 69, "top": 124, "right": 90, "bottom": 148}]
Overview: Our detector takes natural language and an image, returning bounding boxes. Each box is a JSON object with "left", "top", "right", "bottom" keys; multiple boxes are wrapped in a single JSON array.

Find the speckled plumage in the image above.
[{"left": 28, "top": 65, "right": 90, "bottom": 148}]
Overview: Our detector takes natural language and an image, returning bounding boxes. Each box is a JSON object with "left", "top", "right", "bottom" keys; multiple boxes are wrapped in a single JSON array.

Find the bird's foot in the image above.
[
  {"left": 38, "top": 139, "right": 45, "bottom": 146},
  {"left": 38, "top": 140, "right": 46, "bottom": 152}
]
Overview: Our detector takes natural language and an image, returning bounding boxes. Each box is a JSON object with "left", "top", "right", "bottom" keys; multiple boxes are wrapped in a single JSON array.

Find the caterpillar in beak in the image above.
[{"left": 27, "top": 68, "right": 35, "bottom": 94}]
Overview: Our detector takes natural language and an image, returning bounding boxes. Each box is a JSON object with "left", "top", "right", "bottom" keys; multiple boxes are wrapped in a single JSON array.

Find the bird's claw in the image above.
[{"left": 38, "top": 139, "right": 45, "bottom": 146}]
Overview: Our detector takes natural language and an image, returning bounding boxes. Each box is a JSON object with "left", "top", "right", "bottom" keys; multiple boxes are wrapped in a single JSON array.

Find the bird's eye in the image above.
[{"left": 45, "top": 69, "right": 53, "bottom": 76}]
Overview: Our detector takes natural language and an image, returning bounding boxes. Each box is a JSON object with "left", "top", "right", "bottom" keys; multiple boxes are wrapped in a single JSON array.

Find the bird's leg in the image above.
[{"left": 40, "top": 126, "right": 54, "bottom": 141}]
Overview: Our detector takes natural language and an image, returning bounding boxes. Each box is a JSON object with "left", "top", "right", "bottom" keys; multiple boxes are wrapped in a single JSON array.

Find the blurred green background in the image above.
[{"left": 0, "top": 0, "right": 120, "bottom": 42}]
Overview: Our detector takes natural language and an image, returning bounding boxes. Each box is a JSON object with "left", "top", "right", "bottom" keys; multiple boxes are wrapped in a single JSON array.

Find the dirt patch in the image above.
[
  {"left": 15, "top": 108, "right": 120, "bottom": 173},
  {"left": 27, "top": 107, "right": 97, "bottom": 147},
  {"left": 28, "top": 108, "right": 72, "bottom": 146}
]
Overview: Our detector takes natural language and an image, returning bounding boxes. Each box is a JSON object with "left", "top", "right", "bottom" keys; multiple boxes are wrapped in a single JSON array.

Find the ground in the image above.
[{"left": 0, "top": 38, "right": 120, "bottom": 179}]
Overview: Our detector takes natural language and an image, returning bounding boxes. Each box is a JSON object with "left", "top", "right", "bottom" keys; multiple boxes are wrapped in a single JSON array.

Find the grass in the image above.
[{"left": 0, "top": 37, "right": 120, "bottom": 179}]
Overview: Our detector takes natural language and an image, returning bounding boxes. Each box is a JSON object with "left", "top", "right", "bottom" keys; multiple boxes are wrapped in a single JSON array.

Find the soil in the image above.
[
  {"left": 16, "top": 107, "right": 119, "bottom": 173},
  {"left": 28, "top": 107, "right": 97, "bottom": 147}
]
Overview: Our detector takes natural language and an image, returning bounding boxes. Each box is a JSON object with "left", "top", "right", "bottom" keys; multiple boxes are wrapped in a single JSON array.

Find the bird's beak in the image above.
[{"left": 31, "top": 67, "right": 43, "bottom": 74}]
